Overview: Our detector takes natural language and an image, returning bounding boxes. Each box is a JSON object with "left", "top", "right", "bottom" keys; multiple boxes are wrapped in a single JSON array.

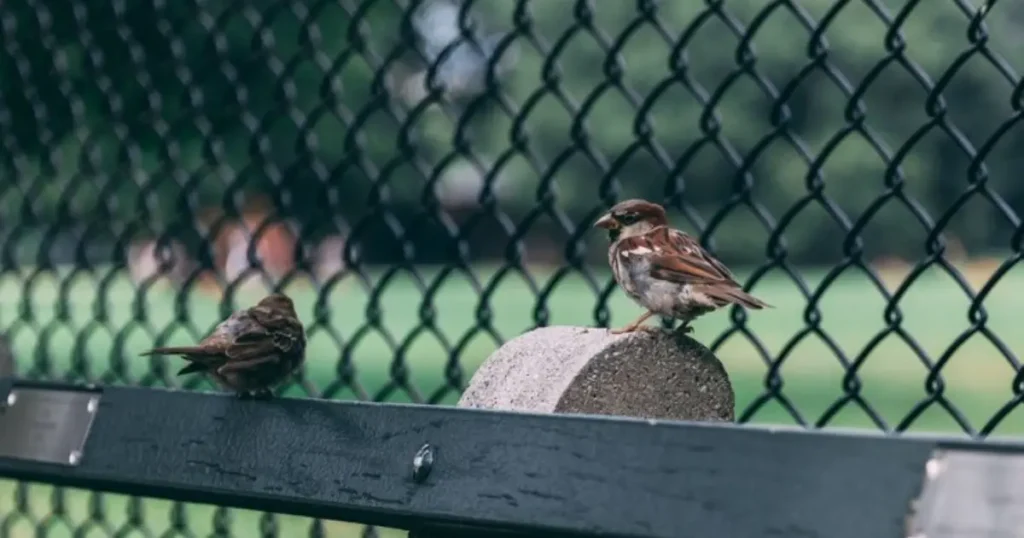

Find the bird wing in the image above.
[
  {"left": 247, "top": 305, "right": 304, "bottom": 353},
  {"left": 623, "top": 227, "right": 738, "bottom": 286},
  {"left": 217, "top": 305, "right": 304, "bottom": 366},
  {"left": 222, "top": 328, "right": 279, "bottom": 363}
]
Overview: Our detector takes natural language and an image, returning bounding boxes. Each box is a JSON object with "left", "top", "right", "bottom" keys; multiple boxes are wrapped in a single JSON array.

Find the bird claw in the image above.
[
  {"left": 610, "top": 325, "right": 665, "bottom": 336},
  {"left": 674, "top": 324, "right": 694, "bottom": 335},
  {"left": 252, "top": 389, "right": 274, "bottom": 401},
  {"left": 235, "top": 389, "right": 274, "bottom": 400}
]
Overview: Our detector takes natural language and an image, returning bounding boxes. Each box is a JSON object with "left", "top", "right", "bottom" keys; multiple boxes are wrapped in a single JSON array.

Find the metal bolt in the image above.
[
  {"left": 87, "top": 397, "right": 98, "bottom": 413},
  {"left": 412, "top": 443, "right": 434, "bottom": 483},
  {"left": 6, "top": 392, "right": 16, "bottom": 407},
  {"left": 68, "top": 451, "right": 82, "bottom": 465},
  {"left": 925, "top": 456, "right": 945, "bottom": 481}
]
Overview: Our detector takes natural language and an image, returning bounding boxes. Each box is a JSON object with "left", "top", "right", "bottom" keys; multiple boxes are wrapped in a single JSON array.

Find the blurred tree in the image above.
[
  {"left": 0, "top": 0, "right": 407, "bottom": 248},
  {"left": 0, "top": 0, "right": 1020, "bottom": 266},
  {"left": 463, "top": 0, "right": 1023, "bottom": 264}
]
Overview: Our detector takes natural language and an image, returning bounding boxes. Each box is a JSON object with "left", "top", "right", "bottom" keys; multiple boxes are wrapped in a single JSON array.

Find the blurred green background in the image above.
[
  {"left": 2, "top": 0, "right": 1023, "bottom": 536},
  {"left": 2, "top": 263, "right": 1023, "bottom": 537}
]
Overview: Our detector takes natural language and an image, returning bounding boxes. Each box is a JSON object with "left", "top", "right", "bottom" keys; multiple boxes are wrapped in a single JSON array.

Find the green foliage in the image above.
[
  {"left": 1, "top": 0, "right": 1021, "bottom": 263},
  {"left": 472, "top": 0, "right": 1024, "bottom": 262},
  {"left": 3, "top": 262, "right": 1023, "bottom": 434}
]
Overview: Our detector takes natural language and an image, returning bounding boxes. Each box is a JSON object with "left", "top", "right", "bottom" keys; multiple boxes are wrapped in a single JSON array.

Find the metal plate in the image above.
[
  {"left": 907, "top": 448, "right": 1024, "bottom": 538},
  {"left": 0, "top": 388, "right": 100, "bottom": 466}
]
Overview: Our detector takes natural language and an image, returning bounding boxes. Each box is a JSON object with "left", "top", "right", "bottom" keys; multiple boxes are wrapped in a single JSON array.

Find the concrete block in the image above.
[{"left": 459, "top": 326, "right": 734, "bottom": 422}]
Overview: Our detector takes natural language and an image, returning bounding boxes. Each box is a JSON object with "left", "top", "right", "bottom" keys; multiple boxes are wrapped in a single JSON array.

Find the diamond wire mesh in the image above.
[{"left": 1, "top": 0, "right": 1023, "bottom": 535}]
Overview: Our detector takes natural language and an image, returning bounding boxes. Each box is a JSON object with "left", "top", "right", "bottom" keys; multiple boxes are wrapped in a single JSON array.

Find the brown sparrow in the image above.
[
  {"left": 594, "top": 199, "right": 769, "bottom": 335},
  {"left": 140, "top": 293, "right": 306, "bottom": 399}
]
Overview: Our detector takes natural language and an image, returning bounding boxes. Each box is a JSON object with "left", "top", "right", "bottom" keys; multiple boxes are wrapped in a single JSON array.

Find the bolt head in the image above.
[{"left": 412, "top": 443, "right": 435, "bottom": 483}]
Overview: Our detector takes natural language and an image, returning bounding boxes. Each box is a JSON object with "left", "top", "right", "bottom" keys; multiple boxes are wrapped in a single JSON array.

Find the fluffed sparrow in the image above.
[
  {"left": 594, "top": 199, "right": 769, "bottom": 335},
  {"left": 140, "top": 293, "right": 306, "bottom": 399}
]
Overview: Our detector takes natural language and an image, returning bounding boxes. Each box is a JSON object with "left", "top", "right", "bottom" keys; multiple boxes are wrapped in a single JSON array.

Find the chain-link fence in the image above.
[{"left": 1, "top": 0, "right": 1022, "bottom": 535}]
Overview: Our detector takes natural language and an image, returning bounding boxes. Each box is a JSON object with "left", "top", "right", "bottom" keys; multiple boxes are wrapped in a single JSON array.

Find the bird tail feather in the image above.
[
  {"left": 177, "top": 362, "right": 209, "bottom": 376},
  {"left": 141, "top": 346, "right": 220, "bottom": 377},
  {"left": 729, "top": 288, "right": 771, "bottom": 309},
  {"left": 140, "top": 345, "right": 220, "bottom": 356},
  {"left": 704, "top": 286, "right": 772, "bottom": 309}
]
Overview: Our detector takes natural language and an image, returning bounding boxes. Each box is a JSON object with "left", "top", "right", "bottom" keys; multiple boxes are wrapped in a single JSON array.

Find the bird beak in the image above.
[{"left": 593, "top": 213, "right": 618, "bottom": 230}]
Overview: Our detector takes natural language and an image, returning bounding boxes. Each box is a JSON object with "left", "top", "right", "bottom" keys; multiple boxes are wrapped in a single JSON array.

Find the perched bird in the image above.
[
  {"left": 593, "top": 199, "right": 770, "bottom": 335},
  {"left": 140, "top": 293, "right": 306, "bottom": 399}
]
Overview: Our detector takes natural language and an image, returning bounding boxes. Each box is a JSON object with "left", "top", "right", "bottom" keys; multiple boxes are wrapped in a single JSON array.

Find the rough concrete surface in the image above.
[{"left": 459, "top": 325, "right": 734, "bottom": 422}]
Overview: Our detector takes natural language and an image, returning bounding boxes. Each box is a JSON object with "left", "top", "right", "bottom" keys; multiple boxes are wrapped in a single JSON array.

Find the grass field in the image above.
[{"left": 1, "top": 261, "right": 1022, "bottom": 537}]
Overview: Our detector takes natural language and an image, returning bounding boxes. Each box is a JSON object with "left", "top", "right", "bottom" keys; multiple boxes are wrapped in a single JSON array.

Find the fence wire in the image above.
[{"left": 1, "top": 0, "right": 1022, "bottom": 536}]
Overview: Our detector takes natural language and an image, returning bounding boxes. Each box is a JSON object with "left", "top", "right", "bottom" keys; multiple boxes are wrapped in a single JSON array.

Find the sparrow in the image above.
[
  {"left": 594, "top": 199, "right": 770, "bottom": 335},
  {"left": 140, "top": 293, "right": 306, "bottom": 399}
]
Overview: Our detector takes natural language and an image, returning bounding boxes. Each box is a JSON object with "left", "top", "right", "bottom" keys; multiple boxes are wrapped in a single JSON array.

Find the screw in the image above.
[
  {"left": 87, "top": 397, "right": 98, "bottom": 413},
  {"left": 412, "top": 443, "right": 434, "bottom": 483},
  {"left": 68, "top": 451, "right": 82, "bottom": 465},
  {"left": 6, "top": 392, "right": 16, "bottom": 407},
  {"left": 925, "top": 456, "right": 945, "bottom": 481}
]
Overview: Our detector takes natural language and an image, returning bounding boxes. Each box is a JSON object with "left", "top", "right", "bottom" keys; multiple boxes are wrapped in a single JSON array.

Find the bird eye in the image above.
[{"left": 618, "top": 213, "right": 638, "bottom": 225}]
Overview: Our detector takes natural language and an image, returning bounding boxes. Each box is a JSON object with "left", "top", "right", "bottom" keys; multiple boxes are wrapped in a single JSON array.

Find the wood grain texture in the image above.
[{"left": 0, "top": 381, "right": 938, "bottom": 537}]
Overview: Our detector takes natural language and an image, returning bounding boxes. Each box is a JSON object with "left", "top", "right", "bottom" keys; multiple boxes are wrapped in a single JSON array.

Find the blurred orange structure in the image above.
[
  {"left": 238, "top": 195, "right": 298, "bottom": 280},
  {"left": 192, "top": 195, "right": 299, "bottom": 295}
]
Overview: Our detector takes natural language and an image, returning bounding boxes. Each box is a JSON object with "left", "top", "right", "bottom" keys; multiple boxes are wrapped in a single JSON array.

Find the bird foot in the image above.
[
  {"left": 673, "top": 323, "right": 694, "bottom": 336},
  {"left": 610, "top": 325, "right": 662, "bottom": 335},
  {"left": 234, "top": 390, "right": 273, "bottom": 400}
]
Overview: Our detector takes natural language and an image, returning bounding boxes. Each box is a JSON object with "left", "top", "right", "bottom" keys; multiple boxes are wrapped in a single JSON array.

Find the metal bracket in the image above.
[
  {"left": 0, "top": 381, "right": 102, "bottom": 466},
  {"left": 906, "top": 448, "right": 1024, "bottom": 538}
]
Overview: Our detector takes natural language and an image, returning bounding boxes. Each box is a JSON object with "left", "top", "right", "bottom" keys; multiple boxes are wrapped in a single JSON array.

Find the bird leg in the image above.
[
  {"left": 234, "top": 388, "right": 274, "bottom": 400},
  {"left": 610, "top": 311, "right": 656, "bottom": 334},
  {"left": 673, "top": 321, "right": 694, "bottom": 335}
]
